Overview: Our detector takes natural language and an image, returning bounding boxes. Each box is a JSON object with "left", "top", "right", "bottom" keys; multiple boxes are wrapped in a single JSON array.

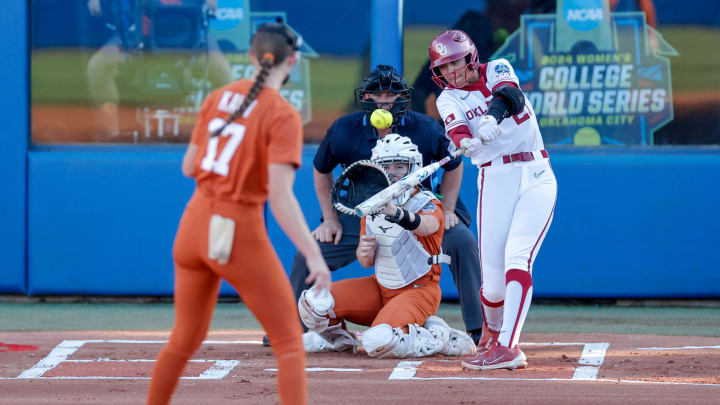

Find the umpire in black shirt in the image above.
[{"left": 287, "top": 65, "right": 484, "bottom": 344}]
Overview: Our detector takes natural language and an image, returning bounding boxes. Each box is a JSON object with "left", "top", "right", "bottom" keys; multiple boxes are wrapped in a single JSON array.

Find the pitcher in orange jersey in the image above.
[
  {"left": 146, "top": 21, "right": 331, "bottom": 405},
  {"left": 297, "top": 135, "right": 477, "bottom": 359}
]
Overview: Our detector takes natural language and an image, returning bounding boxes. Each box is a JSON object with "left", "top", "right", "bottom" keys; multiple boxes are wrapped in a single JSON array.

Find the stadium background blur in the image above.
[{"left": 2, "top": 0, "right": 719, "bottom": 300}]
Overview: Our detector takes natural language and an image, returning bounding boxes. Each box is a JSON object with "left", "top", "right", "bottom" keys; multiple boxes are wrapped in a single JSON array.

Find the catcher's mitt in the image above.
[{"left": 331, "top": 160, "right": 390, "bottom": 216}]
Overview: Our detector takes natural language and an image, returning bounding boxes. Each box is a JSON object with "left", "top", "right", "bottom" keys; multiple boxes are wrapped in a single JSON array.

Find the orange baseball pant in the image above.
[
  {"left": 147, "top": 191, "right": 306, "bottom": 405},
  {"left": 329, "top": 275, "right": 441, "bottom": 329}
]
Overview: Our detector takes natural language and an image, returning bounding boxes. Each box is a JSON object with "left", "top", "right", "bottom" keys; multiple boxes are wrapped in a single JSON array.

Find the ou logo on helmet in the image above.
[
  {"left": 563, "top": 0, "right": 604, "bottom": 32},
  {"left": 435, "top": 42, "right": 448, "bottom": 56},
  {"left": 211, "top": 0, "right": 245, "bottom": 31}
]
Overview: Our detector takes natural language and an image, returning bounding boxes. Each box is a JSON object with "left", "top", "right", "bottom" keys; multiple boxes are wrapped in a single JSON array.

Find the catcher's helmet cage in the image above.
[
  {"left": 331, "top": 160, "right": 391, "bottom": 216},
  {"left": 428, "top": 29, "right": 480, "bottom": 89},
  {"left": 371, "top": 134, "right": 423, "bottom": 206},
  {"left": 354, "top": 65, "right": 414, "bottom": 126}
]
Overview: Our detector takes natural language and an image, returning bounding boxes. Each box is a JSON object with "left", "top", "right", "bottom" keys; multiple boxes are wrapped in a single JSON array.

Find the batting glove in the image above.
[
  {"left": 476, "top": 115, "right": 501, "bottom": 144},
  {"left": 459, "top": 137, "right": 483, "bottom": 158}
]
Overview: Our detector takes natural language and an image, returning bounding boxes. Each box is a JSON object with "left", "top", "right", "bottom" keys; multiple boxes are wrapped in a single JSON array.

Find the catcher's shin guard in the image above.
[
  {"left": 362, "top": 323, "right": 443, "bottom": 358},
  {"left": 303, "top": 324, "right": 359, "bottom": 353},
  {"left": 298, "top": 286, "right": 335, "bottom": 332}
]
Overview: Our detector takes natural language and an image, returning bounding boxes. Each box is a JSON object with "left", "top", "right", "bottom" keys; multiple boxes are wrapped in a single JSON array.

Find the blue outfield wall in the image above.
[
  {"left": 25, "top": 146, "right": 720, "bottom": 298},
  {"left": 0, "top": 2, "right": 28, "bottom": 294}
]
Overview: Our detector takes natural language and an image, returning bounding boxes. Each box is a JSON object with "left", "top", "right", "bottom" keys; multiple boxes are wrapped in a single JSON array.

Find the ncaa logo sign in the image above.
[
  {"left": 563, "top": 0, "right": 604, "bottom": 32},
  {"left": 211, "top": 0, "right": 245, "bottom": 31},
  {"left": 435, "top": 43, "right": 448, "bottom": 56}
]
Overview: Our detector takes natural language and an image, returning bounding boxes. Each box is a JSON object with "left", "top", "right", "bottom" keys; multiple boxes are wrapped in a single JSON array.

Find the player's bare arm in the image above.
[
  {"left": 312, "top": 168, "right": 343, "bottom": 244},
  {"left": 269, "top": 163, "right": 331, "bottom": 290},
  {"left": 356, "top": 233, "right": 376, "bottom": 268},
  {"left": 381, "top": 202, "right": 440, "bottom": 237},
  {"left": 181, "top": 144, "right": 198, "bottom": 177},
  {"left": 439, "top": 161, "right": 462, "bottom": 229}
]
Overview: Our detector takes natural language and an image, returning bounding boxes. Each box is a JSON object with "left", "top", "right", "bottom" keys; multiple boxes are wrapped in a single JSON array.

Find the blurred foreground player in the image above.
[{"left": 146, "top": 21, "right": 330, "bottom": 405}]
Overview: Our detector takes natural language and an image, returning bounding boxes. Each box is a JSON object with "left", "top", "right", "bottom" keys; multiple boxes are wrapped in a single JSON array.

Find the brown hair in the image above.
[{"left": 212, "top": 28, "right": 295, "bottom": 136}]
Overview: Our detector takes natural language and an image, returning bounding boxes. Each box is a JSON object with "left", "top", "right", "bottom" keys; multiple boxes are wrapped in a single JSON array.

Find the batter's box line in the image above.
[
  {"left": 635, "top": 344, "right": 720, "bottom": 351},
  {"left": 7, "top": 339, "right": 260, "bottom": 380},
  {"left": 389, "top": 342, "right": 610, "bottom": 381}
]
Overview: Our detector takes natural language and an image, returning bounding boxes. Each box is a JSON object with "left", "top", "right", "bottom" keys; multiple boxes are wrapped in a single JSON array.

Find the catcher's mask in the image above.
[
  {"left": 331, "top": 160, "right": 390, "bottom": 216},
  {"left": 371, "top": 134, "right": 423, "bottom": 206},
  {"left": 354, "top": 65, "right": 413, "bottom": 126}
]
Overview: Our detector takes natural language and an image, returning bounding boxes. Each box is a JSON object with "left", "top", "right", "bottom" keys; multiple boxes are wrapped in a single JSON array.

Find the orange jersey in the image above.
[
  {"left": 360, "top": 196, "right": 445, "bottom": 284},
  {"left": 189, "top": 79, "right": 303, "bottom": 204}
]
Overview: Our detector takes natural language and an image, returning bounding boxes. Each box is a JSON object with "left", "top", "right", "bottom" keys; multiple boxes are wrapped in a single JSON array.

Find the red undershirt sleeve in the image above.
[{"left": 448, "top": 124, "right": 473, "bottom": 148}]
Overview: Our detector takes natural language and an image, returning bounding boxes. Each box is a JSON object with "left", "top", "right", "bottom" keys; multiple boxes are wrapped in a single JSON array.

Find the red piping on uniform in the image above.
[
  {"left": 505, "top": 269, "right": 533, "bottom": 347},
  {"left": 480, "top": 288, "right": 504, "bottom": 307},
  {"left": 478, "top": 168, "right": 485, "bottom": 277},
  {"left": 527, "top": 200, "right": 556, "bottom": 271},
  {"left": 492, "top": 81, "right": 518, "bottom": 92}
]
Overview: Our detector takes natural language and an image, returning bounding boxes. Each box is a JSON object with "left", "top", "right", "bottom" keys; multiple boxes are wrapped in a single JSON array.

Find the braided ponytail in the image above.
[
  {"left": 212, "top": 53, "right": 274, "bottom": 137},
  {"left": 210, "top": 20, "right": 296, "bottom": 137}
]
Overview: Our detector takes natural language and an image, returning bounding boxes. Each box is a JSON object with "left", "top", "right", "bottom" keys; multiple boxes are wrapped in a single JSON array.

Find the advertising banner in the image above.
[{"left": 493, "top": 0, "right": 678, "bottom": 145}]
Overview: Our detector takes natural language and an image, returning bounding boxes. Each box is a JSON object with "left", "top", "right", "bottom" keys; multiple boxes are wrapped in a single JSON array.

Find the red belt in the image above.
[{"left": 481, "top": 150, "right": 548, "bottom": 168}]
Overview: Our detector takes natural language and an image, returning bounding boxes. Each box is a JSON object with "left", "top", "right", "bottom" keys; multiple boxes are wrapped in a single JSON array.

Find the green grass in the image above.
[
  {"left": 3, "top": 301, "right": 719, "bottom": 336},
  {"left": 32, "top": 49, "right": 95, "bottom": 105},
  {"left": 30, "top": 26, "right": 719, "bottom": 114},
  {"left": 655, "top": 26, "right": 720, "bottom": 92},
  {"left": 308, "top": 55, "right": 364, "bottom": 112}
]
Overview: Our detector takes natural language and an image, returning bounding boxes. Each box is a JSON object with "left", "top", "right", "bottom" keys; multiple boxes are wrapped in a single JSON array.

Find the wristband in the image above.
[
  {"left": 392, "top": 209, "right": 420, "bottom": 231},
  {"left": 386, "top": 207, "right": 403, "bottom": 223}
]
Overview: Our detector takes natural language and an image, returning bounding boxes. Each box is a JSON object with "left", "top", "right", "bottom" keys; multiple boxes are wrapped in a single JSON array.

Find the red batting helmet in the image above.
[{"left": 428, "top": 29, "right": 479, "bottom": 89}]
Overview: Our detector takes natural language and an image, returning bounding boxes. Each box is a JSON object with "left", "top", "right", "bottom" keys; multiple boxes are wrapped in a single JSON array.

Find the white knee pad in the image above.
[
  {"left": 298, "top": 286, "right": 336, "bottom": 332},
  {"left": 362, "top": 324, "right": 400, "bottom": 358},
  {"left": 424, "top": 315, "right": 477, "bottom": 357}
]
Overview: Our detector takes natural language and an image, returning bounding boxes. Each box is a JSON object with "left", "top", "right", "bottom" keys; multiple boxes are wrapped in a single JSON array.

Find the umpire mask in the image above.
[{"left": 355, "top": 65, "right": 414, "bottom": 126}]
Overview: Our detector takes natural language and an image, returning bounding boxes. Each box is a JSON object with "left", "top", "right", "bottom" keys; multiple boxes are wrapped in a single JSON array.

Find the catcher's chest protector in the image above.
[{"left": 367, "top": 191, "right": 435, "bottom": 289}]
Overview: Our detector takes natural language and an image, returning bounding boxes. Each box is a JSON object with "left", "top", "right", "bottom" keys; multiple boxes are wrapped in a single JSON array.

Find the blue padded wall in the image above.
[
  {"left": 0, "top": 2, "right": 28, "bottom": 293},
  {"left": 25, "top": 146, "right": 720, "bottom": 298}
]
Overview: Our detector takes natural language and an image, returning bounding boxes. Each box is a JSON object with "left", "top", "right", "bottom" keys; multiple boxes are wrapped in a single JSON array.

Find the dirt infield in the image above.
[{"left": 1, "top": 330, "right": 718, "bottom": 404}]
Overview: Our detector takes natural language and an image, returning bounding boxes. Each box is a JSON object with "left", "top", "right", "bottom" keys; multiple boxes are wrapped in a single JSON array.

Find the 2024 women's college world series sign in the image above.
[{"left": 493, "top": 0, "right": 678, "bottom": 145}]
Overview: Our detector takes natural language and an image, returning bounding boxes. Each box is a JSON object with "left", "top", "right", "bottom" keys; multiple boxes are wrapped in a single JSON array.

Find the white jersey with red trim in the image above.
[{"left": 436, "top": 58, "right": 544, "bottom": 166}]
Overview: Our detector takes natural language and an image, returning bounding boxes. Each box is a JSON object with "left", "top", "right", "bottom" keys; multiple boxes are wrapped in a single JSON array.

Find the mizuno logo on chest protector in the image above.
[{"left": 378, "top": 225, "right": 392, "bottom": 233}]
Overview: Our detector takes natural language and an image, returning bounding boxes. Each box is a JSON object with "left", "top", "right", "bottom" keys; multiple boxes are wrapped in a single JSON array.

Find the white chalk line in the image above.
[
  {"left": 8, "top": 339, "right": 719, "bottom": 386},
  {"left": 265, "top": 368, "right": 363, "bottom": 372},
  {"left": 8, "top": 339, "right": 254, "bottom": 380},
  {"left": 636, "top": 345, "right": 720, "bottom": 351},
  {"left": 389, "top": 342, "right": 610, "bottom": 382},
  {"left": 387, "top": 363, "right": 720, "bottom": 387}
]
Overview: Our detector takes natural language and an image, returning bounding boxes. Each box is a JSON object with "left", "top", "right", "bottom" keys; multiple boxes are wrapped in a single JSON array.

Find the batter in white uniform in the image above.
[{"left": 429, "top": 29, "right": 558, "bottom": 371}]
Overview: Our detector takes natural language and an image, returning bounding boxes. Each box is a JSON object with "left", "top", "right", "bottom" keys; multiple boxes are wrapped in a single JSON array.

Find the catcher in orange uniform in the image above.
[
  {"left": 146, "top": 21, "right": 331, "bottom": 405},
  {"left": 297, "top": 134, "right": 476, "bottom": 358}
]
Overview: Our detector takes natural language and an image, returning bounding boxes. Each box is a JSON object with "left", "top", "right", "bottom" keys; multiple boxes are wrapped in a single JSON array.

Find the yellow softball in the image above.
[{"left": 370, "top": 108, "right": 393, "bottom": 129}]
